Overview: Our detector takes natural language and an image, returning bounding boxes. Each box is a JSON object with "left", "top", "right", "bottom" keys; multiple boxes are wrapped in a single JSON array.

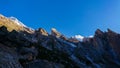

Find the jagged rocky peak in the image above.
[
  {"left": 0, "top": 14, "right": 24, "bottom": 31},
  {"left": 94, "top": 29, "right": 104, "bottom": 37},
  {"left": 107, "top": 28, "right": 118, "bottom": 35},
  {"left": 95, "top": 28, "right": 118, "bottom": 37},
  {"left": 51, "top": 28, "right": 68, "bottom": 40},
  {"left": 8, "top": 16, "right": 27, "bottom": 27},
  {"left": 35, "top": 28, "right": 48, "bottom": 36},
  {"left": 107, "top": 28, "right": 114, "bottom": 32},
  {"left": 0, "top": 14, "right": 120, "bottom": 68},
  {"left": 95, "top": 29, "right": 104, "bottom": 35},
  {"left": 51, "top": 28, "right": 61, "bottom": 37},
  {"left": 0, "top": 14, "right": 34, "bottom": 33}
]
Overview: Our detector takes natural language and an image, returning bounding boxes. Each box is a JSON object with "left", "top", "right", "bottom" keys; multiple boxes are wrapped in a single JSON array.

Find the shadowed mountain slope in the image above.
[{"left": 0, "top": 14, "right": 120, "bottom": 68}]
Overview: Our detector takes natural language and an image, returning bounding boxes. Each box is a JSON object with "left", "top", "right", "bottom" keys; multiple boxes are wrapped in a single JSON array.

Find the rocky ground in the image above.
[{"left": 0, "top": 25, "right": 120, "bottom": 68}]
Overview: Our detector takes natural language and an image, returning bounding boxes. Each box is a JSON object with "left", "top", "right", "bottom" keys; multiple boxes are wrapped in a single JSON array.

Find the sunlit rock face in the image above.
[
  {"left": 51, "top": 28, "right": 61, "bottom": 37},
  {"left": 35, "top": 28, "right": 48, "bottom": 36},
  {"left": 0, "top": 14, "right": 34, "bottom": 33},
  {"left": 0, "top": 14, "right": 120, "bottom": 68},
  {"left": 51, "top": 28, "right": 67, "bottom": 40}
]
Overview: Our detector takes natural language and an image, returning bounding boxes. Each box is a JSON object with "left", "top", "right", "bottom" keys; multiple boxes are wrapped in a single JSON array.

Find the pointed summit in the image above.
[
  {"left": 107, "top": 28, "right": 117, "bottom": 34},
  {"left": 0, "top": 14, "right": 25, "bottom": 31},
  {"left": 8, "top": 16, "right": 26, "bottom": 27},
  {"left": 0, "top": 14, "right": 34, "bottom": 33},
  {"left": 51, "top": 28, "right": 61, "bottom": 37},
  {"left": 107, "top": 28, "right": 117, "bottom": 36},
  {"left": 36, "top": 28, "right": 48, "bottom": 36},
  {"left": 94, "top": 29, "right": 105, "bottom": 38},
  {"left": 95, "top": 29, "right": 104, "bottom": 35}
]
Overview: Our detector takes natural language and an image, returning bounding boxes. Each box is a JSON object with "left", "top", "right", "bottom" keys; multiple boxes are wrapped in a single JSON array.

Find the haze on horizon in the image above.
[{"left": 0, "top": 0, "right": 120, "bottom": 37}]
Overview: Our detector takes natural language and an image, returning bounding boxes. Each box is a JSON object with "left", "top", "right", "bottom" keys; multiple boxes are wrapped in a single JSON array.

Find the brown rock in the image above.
[
  {"left": 51, "top": 28, "right": 61, "bottom": 37},
  {"left": 36, "top": 28, "right": 48, "bottom": 36}
]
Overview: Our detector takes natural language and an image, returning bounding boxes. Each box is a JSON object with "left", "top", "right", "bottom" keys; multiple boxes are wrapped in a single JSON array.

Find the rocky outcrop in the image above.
[
  {"left": 51, "top": 28, "right": 67, "bottom": 40},
  {"left": 35, "top": 28, "right": 48, "bottom": 36},
  {"left": 51, "top": 28, "right": 61, "bottom": 37},
  {"left": 0, "top": 14, "right": 34, "bottom": 33},
  {"left": 0, "top": 25, "right": 120, "bottom": 68},
  {"left": 0, "top": 43, "right": 22, "bottom": 68},
  {"left": 24, "top": 60, "right": 65, "bottom": 68}
]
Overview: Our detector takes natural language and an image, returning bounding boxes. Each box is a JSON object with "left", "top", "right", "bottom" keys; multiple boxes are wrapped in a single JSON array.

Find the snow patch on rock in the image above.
[
  {"left": 72, "top": 35, "right": 84, "bottom": 41},
  {"left": 8, "top": 16, "right": 26, "bottom": 27}
]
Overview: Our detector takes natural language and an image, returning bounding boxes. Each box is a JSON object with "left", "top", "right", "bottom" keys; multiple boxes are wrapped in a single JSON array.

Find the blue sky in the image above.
[{"left": 0, "top": 0, "right": 120, "bottom": 37}]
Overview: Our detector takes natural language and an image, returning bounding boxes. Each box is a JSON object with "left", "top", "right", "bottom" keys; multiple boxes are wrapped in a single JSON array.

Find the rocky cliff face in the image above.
[
  {"left": 0, "top": 14, "right": 34, "bottom": 33},
  {"left": 0, "top": 14, "right": 120, "bottom": 68}
]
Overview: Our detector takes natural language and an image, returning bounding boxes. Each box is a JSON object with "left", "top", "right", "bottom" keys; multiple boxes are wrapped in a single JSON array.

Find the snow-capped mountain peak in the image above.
[
  {"left": 88, "top": 35, "right": 93, "bottom": 38},
  {"left": 72, "top": 35, "right": 84, "bottom": 41},
  {"left": 8, "top": 16, "right": 26, "bottom": 27},
  {"left": 71, "top": 35, "right": 94, "bottom": 42},
  {"left": 0, "top": 14, "right": 4, "bottom": 18},
  {"left": 0, "top": 14, "right": 34, "bottom": 33}
]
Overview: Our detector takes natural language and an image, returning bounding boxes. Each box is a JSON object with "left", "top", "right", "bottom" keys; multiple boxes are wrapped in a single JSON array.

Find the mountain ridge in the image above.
[
  {"left": 0, "top": 14, "right": 120, "bottom": 68},
  {"left": 0, "top": 14, "right": 95, "bottom": 40}
]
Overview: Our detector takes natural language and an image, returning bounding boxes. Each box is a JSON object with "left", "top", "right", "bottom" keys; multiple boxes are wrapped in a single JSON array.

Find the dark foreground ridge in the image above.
[{"left": 0, "top": 25, "right": 120, "bottom": 68}]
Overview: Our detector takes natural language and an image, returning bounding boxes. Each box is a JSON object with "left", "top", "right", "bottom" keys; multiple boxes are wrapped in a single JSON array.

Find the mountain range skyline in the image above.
[
  {"left": 0, "top": 13, "right": 120, "bottom": 67},
  {"left": 1, "top": 0, "right": 120, "bottom": 68},
  {"left": 0, "top": 14, "right": 91, "bottom": 41},
  {"left": 1, "top": 0, "right": 120, "bottom": 37}
]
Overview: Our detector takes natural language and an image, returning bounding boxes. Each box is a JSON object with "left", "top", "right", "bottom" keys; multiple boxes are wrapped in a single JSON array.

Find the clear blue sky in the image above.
[{"left": 0, "top": 0, "right": 120, "bottom": 37}]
